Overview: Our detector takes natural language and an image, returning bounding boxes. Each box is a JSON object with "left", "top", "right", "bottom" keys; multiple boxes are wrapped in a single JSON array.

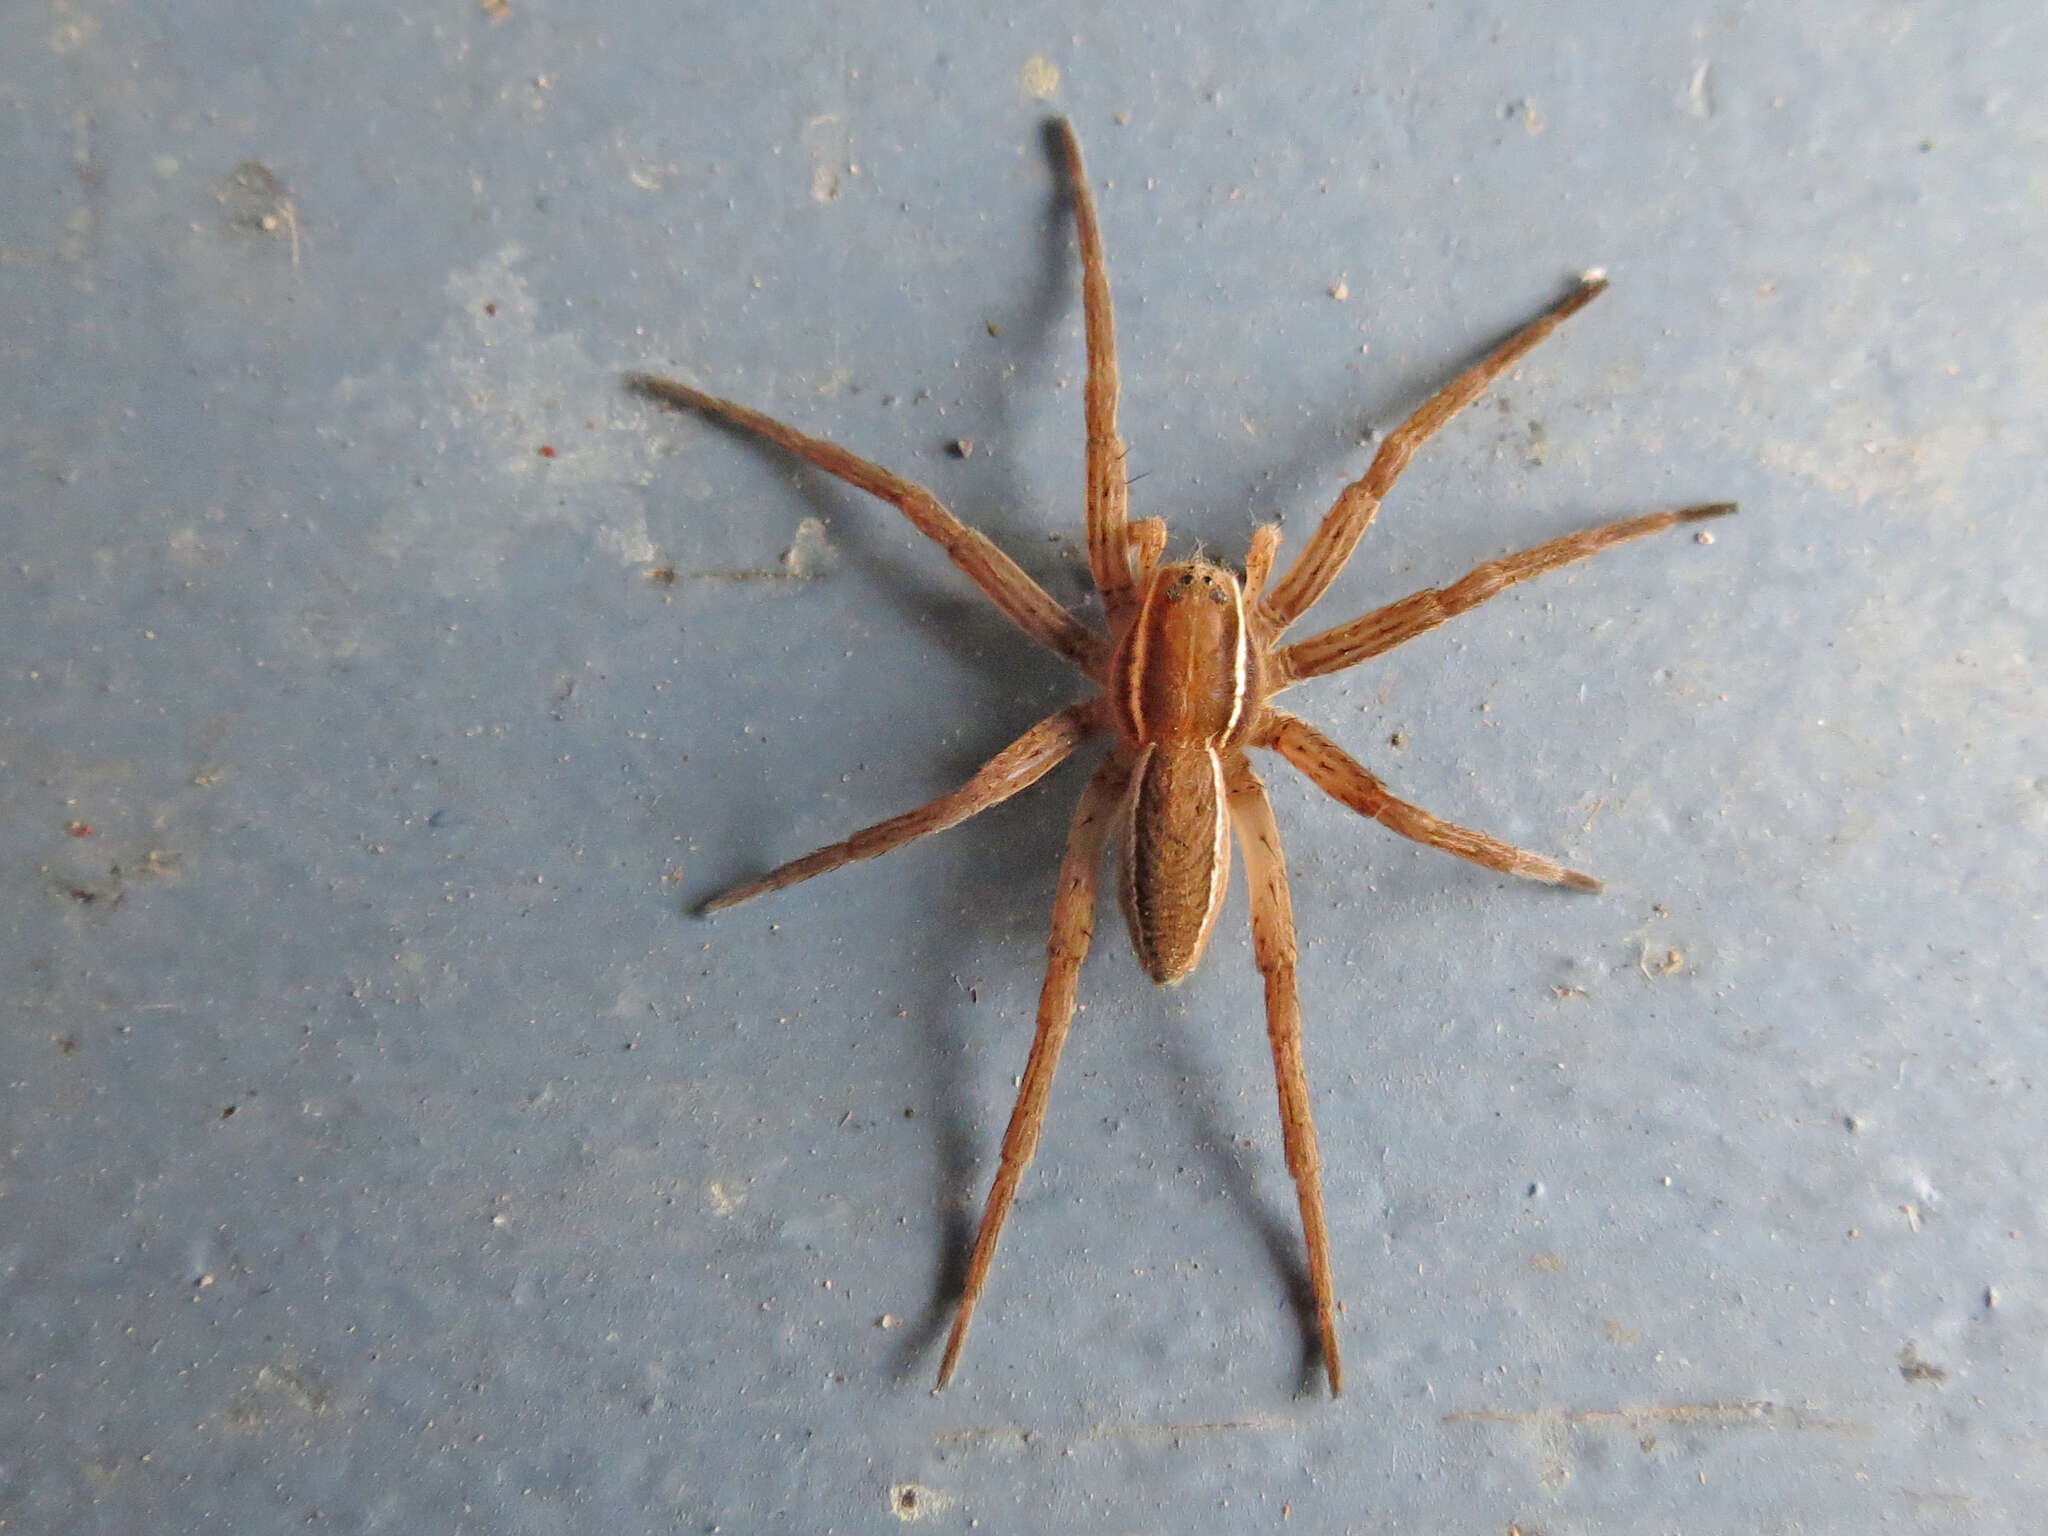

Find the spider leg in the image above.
[
  {"left": 1223, "top": 750, "right": 1343, "bottom": 1396},
  {"left": 1236, "top": 528, "right": 1269, "bottom": 618},
  {"left": 1050, "top": 118, "right": 1137, "bottom": 623},
  {"left": 938, "top": 748, "right": 1133, "bottom": 1389},
  {"left": 701, "top": 702, "right": 1102, "bottom": 914},
  {"left": 1275, "top": 502, "right": 1735, "bottom": 686},
  {"left": 1128, "top": 517, "right": 1169, "bottom": 583},
  {"left": 1261, "top": 275, "right": 1609, "bottom": 635},
  {"left": 629, "top": 372, "right": 1103, "bottom": 672},
  {"left": 1256, "top": 710, "right": 1600, "bottom": 890}
]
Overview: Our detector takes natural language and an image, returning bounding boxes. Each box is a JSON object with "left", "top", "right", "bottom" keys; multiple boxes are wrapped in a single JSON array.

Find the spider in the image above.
[{"left": 629, "top": 118, "right": 1732, "bottom": 1396}]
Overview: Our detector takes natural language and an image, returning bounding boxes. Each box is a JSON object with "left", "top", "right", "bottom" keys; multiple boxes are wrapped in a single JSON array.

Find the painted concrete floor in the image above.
[{"left": 4, "top": 3, "right": 2043, "bottom": 1530}]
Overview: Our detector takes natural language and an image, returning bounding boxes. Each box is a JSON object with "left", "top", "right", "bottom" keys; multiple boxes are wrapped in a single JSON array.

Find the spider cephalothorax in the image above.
[{"left": 632, "top": 118, "right": 1730, "bottom": 1395}]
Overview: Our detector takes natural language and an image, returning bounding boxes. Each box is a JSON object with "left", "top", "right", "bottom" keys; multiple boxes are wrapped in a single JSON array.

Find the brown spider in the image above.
[{"left": 629, "top": 118, "right": 1732, "bottom": 1396}]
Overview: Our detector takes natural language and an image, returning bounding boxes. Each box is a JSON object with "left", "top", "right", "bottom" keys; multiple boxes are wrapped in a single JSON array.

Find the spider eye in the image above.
[{"left": 1208, "top": 585, "right": 1229, "bottom": 604}]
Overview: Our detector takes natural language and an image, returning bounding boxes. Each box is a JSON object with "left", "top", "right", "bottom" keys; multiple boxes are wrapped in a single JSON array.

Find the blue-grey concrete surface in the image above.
[{"left": 4, "top": 3, "right": 2043, "bottom": 1531}]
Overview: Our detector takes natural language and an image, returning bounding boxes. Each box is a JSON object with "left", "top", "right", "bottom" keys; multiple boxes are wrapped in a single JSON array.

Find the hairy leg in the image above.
[
  {"left": 1275, "top": 503, "right": 1735, "bottom": 685},
  {"left": 630, "top": 372, "right": 1102, "bottom": 671},
  {"left": 1224, "top": 750, "right": 1343, "bottom": 1395},
  {"left": 1128, "top": 517, "right": 1169, "bottom": 583},
  {"left": 1242, "top": 524, "right": 1282, "bottom": 611},
  {"left": 1049, "top": 118, "right": 1137, "bottom": 623},
  {"left": 1261, "top": 276, "right": 1608, "bottom": 633},
  {"left": 1257, "top": 711, "right": 1600, "bottom": 890},
  {"left": 701, "top": 703, "right": 1102, "bottom": 913},
  {"left": 938, "top": 749, "right": 1133, "bottom": 1388}
]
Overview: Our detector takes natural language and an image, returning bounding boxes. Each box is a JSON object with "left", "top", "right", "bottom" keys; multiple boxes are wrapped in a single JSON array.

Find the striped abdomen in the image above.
[{"left": 1119, "top": 745, "right": 1231, "bottom": 983}]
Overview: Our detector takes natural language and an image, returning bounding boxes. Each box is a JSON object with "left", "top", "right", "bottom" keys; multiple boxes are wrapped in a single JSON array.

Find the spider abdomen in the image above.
[{"left": 1118, "top": 745, "right": 1232, "bottom": 985}]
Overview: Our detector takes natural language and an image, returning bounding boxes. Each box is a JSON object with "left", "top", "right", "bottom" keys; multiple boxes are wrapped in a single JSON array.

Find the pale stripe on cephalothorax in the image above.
[
  {"left": 1118, "top": 567, "right": 1159, "bottom": 742},
  {"left": 1222, "top": 565, "right": 1250, "bottom": 745}
]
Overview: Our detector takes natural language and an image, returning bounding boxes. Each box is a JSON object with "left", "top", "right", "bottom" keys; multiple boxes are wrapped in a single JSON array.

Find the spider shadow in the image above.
[
  {"left": 881, "top": 743, "right": 1106, "bottom": 1387},
  {"left": 647, "top": 385, "right": 1099, "bottom": 1387},
  {"left": 881, "top": 131, "right": 1139, "bottom": 1384},
  {"left": 653, "top": 425, "right": 1099, "bottom": 1392},
  {"left": 638, "top": 129, "right": 1114, "bottom": 1384},
  {"left": 917, "top": 118, "right": 1107, "bottom": 620}
]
